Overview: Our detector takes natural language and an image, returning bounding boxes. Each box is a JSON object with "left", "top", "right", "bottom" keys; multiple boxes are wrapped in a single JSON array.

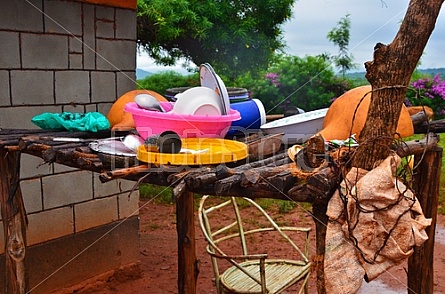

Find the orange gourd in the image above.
[
  {"left": 107, "top": 89, "right": 167, "bottom": 131},
  {"left": 406, "top": 105, "right": 434, "bottom": 120},
  {"left": 318, "top": 85, "right": 414, "bottom": 141}
]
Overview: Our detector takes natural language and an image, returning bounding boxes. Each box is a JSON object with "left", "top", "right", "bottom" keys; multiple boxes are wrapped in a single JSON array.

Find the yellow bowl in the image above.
[{"left": 137, "top": 138, "right": 248, "bottom": 165}]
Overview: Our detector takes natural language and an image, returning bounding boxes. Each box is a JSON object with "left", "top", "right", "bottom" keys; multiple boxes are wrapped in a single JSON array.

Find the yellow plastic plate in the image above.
[{"left": 137, "top": 138, "right": 248, "bottom": 165}]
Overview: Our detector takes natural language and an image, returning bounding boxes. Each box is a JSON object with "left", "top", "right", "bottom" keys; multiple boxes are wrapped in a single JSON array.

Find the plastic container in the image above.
[
  {"left": 137, "top": 138, "right": 248, "bottom": 165},
  {"left": 124, "top": 102, "right": 241, "bottom": 139},
  {"left": 228, "top": 99, "right": 266, "bottom": 134},
  {"left": 172, "top": 87, "right": 223, "bottom": 115},
  {"left": 260, "top": 108, "right": 328, "bottom": 144}
]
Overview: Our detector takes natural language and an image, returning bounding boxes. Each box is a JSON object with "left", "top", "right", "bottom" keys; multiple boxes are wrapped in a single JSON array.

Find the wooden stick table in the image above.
[{"left": 0, "top": 129, "right": 441, "bottom": 294}]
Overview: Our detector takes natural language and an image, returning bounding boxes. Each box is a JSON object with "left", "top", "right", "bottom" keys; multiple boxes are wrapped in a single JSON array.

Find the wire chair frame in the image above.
[{"left": 198, "top": 195, "right": 312, "bottom": 294}]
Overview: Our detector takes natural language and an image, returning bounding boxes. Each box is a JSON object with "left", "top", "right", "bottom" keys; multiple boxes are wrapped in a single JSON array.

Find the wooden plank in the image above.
[
  {"left": 414, "top": 118, "right": 445, "bottom": 133},
  {"left": 246, "top": 133, "right": 284, "bottom": 161},
  {"left": 408, "top": 147, "right": 442, "bottom": 294},
  {"left": 0, "top": 149, "right": 28, "bottom": 293},
  {"left": 411, "top": 111, "right": 431, "bottom": 126},
  {"left": 393, "top": 132, "right": 439, "bottom": 157}
]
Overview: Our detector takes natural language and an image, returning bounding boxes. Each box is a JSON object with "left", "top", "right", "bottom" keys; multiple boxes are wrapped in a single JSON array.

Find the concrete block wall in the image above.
[
  {"left": 0, "top": 0, "right": 140, "bottom": 292},
  {"left": 0, "top": 0, "right": 137, "bottom": 128},
  {"left": 15, "top": 154, "right": 140, "bottom": 247}
]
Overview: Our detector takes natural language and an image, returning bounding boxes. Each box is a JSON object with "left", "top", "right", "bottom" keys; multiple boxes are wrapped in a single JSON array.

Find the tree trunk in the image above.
[{"left": 353, "top": 0, "right": 444, "bottom": 170}]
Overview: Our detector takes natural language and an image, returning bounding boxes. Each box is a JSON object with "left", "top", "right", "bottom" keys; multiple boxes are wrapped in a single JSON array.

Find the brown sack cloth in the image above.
[{"left": 324, "top": 152, "right": 431, "bottom": 293}]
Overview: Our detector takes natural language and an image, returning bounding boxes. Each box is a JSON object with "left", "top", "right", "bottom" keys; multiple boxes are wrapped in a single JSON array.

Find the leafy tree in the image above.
[
  {"left": 234, "top": 55, "right": 352, "bottom": 114},
  {"left": 137, "top": 0, "right": 294, "bottom": 79},
  {"left": 327, "top": 14, "right": 357, "bottom": 77}
]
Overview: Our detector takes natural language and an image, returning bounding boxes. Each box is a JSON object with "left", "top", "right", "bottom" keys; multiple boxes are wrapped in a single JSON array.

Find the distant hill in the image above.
[
  {"left": 417, "top": 68, "right": 445, "bottom": 77},
  {"left": 345, "top": 68, "right": 445, "bottom": 80},
  {"left": 136, "top": 68, "right": 153, "bottom": 80},
  {"left": 344, "top": 71, "right": 366, "bottom": 80},
  {"left": 137, "top": 67, "right": 445, "bottom": 81}
]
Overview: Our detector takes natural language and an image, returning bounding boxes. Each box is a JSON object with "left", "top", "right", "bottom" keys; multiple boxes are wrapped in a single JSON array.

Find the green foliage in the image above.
[
  {"left": 139, "top": 184, "right": 174, "bottom": 204},
  {"left": 137, "top": 71, "right": 199, "bottom": 95},
  {"left": 137, "top": 0, "right": 294, "bottom": 78},
  {"left": 234, "top": 55, "right": 353, "bottom": 113},
  {"left": 410, "top": 69, "right": 429, "bottom": 82},
  {"left": 277, "top": 200, "right": 297, "bottom": 214},
  {"left": 404, "top": 134, "right": 445, "bottom": 215},
  {"left": 326, "top": 14, "right": 357, "bottom": 77},
  {"left": 433, "top": 133, "right": 445, "bottom": 214}
]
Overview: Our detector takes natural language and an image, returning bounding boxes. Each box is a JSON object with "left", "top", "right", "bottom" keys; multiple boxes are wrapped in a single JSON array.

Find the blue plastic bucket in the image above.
[{"left": 228, "top": 99, "right": 266, "bottom": 134}]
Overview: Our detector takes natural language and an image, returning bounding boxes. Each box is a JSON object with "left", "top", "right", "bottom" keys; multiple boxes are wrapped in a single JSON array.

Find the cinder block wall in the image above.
[{"left": 0, "top": 0, "right": 140, "bottom": 292}]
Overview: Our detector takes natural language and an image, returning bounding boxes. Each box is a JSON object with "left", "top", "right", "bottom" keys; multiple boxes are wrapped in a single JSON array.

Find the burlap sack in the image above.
[{"left": 324, "top": 152, "right": 431, "bottom": 293}]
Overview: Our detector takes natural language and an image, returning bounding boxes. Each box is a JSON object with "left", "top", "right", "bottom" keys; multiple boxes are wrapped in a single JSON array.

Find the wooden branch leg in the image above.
[
  {"left": 408, "top": 147, "right": 442, "bottom": 294},
  {"left": 1, "top": 149, "right": 28, "bottom": 294},
  {"left": 7, "top": 214, "right": 27, "bottom": 293},
  {"left": 176, "top": 191, "right": 197, "bottom": 294},
  {"left": 312, "top": 203, "right": 328, "bottom": 294}
]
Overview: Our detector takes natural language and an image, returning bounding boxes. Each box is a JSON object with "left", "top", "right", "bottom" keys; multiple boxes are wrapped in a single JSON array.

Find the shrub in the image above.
[
  {"left": 406, "top": 74, "right": 445, "bottom": 119},
  {"left": 233, "top": 55, "right": 353, "bottom": 114}
]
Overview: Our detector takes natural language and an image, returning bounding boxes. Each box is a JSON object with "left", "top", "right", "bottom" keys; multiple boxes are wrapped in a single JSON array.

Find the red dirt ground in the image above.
[{"left": 66, "top": 198, "right": 445, "bottom": 294}]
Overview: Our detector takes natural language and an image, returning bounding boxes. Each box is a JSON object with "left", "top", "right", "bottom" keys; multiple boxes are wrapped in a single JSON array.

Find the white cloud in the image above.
[
  {"left": 285, "top": 0, "right": 445, "bottom": 71},
  {"left": 137, "top": 0, "right": 445, "bottom": 73}
]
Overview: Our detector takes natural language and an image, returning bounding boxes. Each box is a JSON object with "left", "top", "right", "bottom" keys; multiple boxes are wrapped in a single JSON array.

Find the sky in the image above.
[{"left": 136, "top": 0, "right": 445, "bottom": 74}]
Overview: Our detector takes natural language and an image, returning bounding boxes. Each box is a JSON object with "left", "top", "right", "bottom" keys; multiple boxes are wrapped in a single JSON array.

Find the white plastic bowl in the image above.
[
  {"left": 172, "top": 87, "right": 222, "bottom": 115},
  {"left": 260, "top": 108, "right": 328, "bottom": 144}
]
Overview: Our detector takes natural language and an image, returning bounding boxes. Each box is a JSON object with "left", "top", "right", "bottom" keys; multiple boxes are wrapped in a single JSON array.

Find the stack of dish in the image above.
[
  {"left": 124, "top": 63, "right": 241, "bottom": 139},
  {"left": 124, "top": 102, "right": 240, "bottom": 140},
  {"left": 199, "top": 63, "right": 231, "bottom": 115},
  {"left": 168, "top": 63, "right": 231, "bottom": 116},
  {"left": 165, "top": 87, "right": 249, "bottom": 103}
]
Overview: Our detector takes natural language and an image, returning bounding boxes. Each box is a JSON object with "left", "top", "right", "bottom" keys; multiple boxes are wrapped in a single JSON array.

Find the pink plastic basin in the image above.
[{"left": 124, "top": 102, "right": 241, "bottom": 139}]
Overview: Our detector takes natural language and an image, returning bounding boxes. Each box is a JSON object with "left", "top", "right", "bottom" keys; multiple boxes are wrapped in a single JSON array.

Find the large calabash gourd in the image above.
[
  {"left": 107, "top": 89, "right": 168, "bottom": 131},
  {"left": 318, "top": 85, "right": 414, "bottom": 141}
]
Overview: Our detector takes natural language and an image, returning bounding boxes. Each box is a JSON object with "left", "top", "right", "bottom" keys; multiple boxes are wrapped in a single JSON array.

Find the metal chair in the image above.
[{"left": 198, "top": 195, "right": 312, "bottom": 294}]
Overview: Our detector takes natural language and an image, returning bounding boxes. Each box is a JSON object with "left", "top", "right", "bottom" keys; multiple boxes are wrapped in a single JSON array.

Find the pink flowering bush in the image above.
[
  {"left": 265, "top": 72, "right": 281, "bottom": 87},
  {"left": 234, "top": 55, "right": 353, "bottom": 114},
  {"left": 406, "top": 74, "right": 445, "bottom": 119}
]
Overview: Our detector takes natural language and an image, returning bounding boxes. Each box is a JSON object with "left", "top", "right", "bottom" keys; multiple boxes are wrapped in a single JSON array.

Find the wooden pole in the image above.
[
  {"left": 176, "top": 191, "right": 198, "bottom": 294},
  {"left": 408, "top": 147, "right": 442, "bottom": 294},
  {"left": 312, "top": 203, "right": 328, "bottom": 294},
  {"left": 0, "top": 149, "right": 28, "bottom": 293}
]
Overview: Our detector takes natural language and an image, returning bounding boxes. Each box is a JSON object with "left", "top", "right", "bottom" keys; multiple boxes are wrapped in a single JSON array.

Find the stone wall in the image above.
[{"left": 0, "top": 0, "right": 140, "bottom": 292}]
